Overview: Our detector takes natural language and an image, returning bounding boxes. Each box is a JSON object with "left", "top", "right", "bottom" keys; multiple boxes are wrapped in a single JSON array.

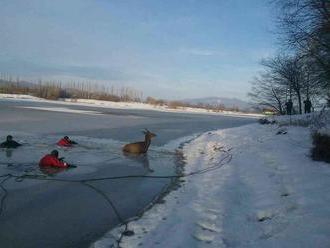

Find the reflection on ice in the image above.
[
  {"left": 5, "top": 149, "right": 12, "bottom": 158},
  {"left": 39, "top": 166, "right": 67, "bottom": 176},
  {"left": 123, "top": 153, "right": 154, "bottom": 173}
]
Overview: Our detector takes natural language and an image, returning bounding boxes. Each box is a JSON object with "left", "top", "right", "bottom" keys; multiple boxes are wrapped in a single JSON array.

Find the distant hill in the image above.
[{"left": 182, "top": 97, "right": 251, "bottom": 110}]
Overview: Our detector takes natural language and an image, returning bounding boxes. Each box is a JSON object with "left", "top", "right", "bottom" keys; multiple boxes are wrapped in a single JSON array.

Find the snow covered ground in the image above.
[
  {"left": 19, "top": 106, "right": 103, "bottom": 115},
  {"left": 93, "top": 116, "right": 330, "bottom": 248},
  {"left": 0, "top": 94, "right": 262, "bottom": 118}
]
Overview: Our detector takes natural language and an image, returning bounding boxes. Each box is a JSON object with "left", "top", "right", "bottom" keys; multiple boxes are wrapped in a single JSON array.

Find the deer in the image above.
[{"left": 122, "top": 129, "right": 157, "bottom": 154}]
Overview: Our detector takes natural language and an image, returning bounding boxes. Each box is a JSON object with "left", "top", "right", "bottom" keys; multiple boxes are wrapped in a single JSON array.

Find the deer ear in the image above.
[{"left": 142, "top": 130, "right": 147, "bottom": 134}]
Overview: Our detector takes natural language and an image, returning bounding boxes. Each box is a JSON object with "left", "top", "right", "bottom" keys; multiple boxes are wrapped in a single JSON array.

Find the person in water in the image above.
[
  {"left": 0, "top": 135, "right": 22, "bottom": 148},
  {"left": 57, "top": 136, "right": 78, "bottom": 147},
  {"left": 39, "top": 149, "right": 72, "bottom": 168}
]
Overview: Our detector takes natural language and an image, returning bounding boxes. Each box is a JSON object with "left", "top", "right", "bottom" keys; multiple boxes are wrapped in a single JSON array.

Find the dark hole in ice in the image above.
[
  {"left": 122, "top": 230, "right": 135, "bottom": 236},
  {"left": 258, "top": 216, "right": 271, "bottom": 222}
]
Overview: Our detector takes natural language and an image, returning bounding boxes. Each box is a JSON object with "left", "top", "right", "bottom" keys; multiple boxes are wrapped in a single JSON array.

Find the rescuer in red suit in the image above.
[
  {"left": 57, "top": 136, "right": 78, "bottom": 147},
  {"left": 39, "top": 150, "right": 70, "bottom": 168}
]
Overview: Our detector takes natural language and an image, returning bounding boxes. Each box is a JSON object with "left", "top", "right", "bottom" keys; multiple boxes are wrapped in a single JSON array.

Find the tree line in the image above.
[
  {"left": 249, "top": 0, "right": 330, "bottom": 114},
  {"left": 0, "top": 74, "right": 247, "bottom": 113},
  {"left": 145, "top": 96, "right": 242, "bottom": 112},
  {"left": 0, "top": 74, "right": 143, "bottom": 102}
]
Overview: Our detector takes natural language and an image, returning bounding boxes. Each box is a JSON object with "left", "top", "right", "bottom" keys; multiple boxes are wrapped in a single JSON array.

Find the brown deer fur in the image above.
[{"left": 122, "top": 129, "right": 156, "bottom": 154}]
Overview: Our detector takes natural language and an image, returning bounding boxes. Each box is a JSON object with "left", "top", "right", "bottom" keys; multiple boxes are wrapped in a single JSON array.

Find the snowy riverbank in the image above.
[
  {"left": 93, "top": 120, "right": 330, "bottom": 248},
  {"left": 0, "top": 93, "right": 262, "bottom": 118}
]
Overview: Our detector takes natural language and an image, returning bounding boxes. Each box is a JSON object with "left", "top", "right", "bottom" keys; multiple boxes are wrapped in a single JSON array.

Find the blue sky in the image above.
[{"left": 0, "top": 0, "right": 276, "bottom": 100}]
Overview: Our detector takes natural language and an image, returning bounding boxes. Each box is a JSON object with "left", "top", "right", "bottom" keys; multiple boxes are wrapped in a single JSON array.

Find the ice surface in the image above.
[
  {"left": 19, "top": 106, "right": 103, "bottom": 115},
  {"left": 0, "top": 96, "right": 258, "bottom": 247},
  {"left": 0, "top": 93, "right": 263, "bottom": 118}
]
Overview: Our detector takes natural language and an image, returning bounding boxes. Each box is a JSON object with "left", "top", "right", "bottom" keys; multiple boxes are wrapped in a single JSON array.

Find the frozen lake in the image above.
[{"left": 0, "top": 99, "right": 255, "bottom": 248}]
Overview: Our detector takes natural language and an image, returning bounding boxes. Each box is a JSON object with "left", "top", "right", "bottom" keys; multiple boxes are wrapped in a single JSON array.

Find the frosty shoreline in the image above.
[
  {"left": 93, "top": 120, "right": 330, "bottom": 248},
  {"left": 3, "top": 93, "right": 329, "bottom": 247},
  {"left": 0, "top": 95, "right": 257, "bottom": 247},
  {"left": 0, "top": 93, "right": 262, "bottom": 118}
]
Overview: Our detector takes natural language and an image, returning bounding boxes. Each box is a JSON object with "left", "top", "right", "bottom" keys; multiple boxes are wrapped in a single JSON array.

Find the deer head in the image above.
[{"left": 142, "top": 129, "right": 157, "bottom": 139}]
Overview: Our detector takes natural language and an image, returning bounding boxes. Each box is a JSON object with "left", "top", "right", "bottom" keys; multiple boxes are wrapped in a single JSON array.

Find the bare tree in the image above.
[
  {"left": 249, "top": 72, "right": 286, "bottom": 114},
  {"left": 249, "top": 52, "right": 325, "bottom": 114},
  {"left": 274, "top": 0, "right": 330, "bottom": 93}
]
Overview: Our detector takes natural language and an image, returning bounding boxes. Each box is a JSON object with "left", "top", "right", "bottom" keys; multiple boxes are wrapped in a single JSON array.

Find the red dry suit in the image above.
[
  {"left": 39, "top": 154, "right": 68, "bottom": 168},
  {"left": 57, "top": 138, "right": 72, "bottom": 147}
]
